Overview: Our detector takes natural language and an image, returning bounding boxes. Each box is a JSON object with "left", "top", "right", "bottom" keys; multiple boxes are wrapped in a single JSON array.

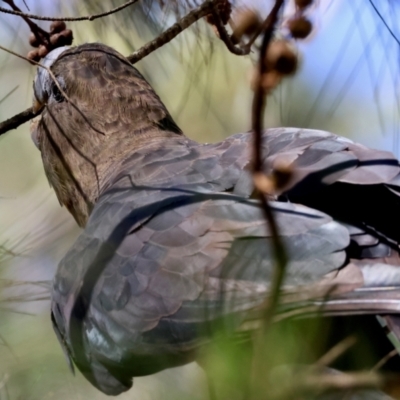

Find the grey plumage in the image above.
[{"left": 32, "top": 43, "right": 400, "bottom": 396}]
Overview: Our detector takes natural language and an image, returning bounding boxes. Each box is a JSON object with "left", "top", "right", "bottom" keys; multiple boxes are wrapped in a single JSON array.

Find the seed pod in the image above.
[
  {"left": 231, "top": 9, "right": 262, "bottom": 44},
  {"left": 265, "top": 39, "right": 298, "bottom": 75},
  {"left": 295, "top": 0, "right": 313, "bottom": 9},
  {"left": 50, "top": 33, "right": 61, "bottom": 46},
  {"left": 50, "top": 20, "right": 67, "bottom": 34},
  {"left": 253, "top": 163, "right": 292, "bottom": 194},
  {"left": 38, "top": 45, "right": 48, "bottom": 58},
  {"left": 29, "top": 33, "right": 40, "bottom": 48},
  {"left": 253, "top": 172, "right": 275, "bottom": 194},
  {"left": 261, "top": 70, "right": 283, "bottom": 93},
  {"left": 51, "top": 29, "right": 73, "bottom": 47},
  {"left": 59, "top": 29, "right": 74, "bottom": 45},
  {"left": 288, "top": 16, "right": 312, "bottom": 39},
  {"left": 27, "top": 49, "right": 41, "bottom": 63}
]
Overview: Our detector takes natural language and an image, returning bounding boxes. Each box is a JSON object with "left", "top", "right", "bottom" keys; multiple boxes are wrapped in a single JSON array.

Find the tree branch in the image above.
[
  {"left": 252, "top": 0, "right": 286, "bottom": 331},
  {"left": 0, "top": 0, "right": 139, "bottom": 22},
  {"left": 249, "top": 1, "right": 286, "bottom": 397},
  {"left": 0, "top": 107, "right": 37, "bottom": 136},
  {"left": 127, "top": 0, "right": 214, "bottom": 63},
  {"left": 210, "top": 4, "right": 250, "bottom": 56}
]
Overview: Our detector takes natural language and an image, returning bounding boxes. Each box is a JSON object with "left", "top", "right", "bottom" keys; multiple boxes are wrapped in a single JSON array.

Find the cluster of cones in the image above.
[
  {"left": 27, "top": 21, "right": 73, "bottom": 63},
  {"left": 203, "top": 0, "right": 315, "bottom": 94}
]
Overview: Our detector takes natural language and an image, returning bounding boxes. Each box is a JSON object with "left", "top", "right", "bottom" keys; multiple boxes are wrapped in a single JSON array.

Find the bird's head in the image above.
[{"left": 31, "top": 43, "right": 182, "bottom": 227}]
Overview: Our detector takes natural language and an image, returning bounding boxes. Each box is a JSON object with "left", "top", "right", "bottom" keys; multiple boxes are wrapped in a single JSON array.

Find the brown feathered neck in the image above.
[{"left": 34, "top": 43, "right": 184, "bottom": 227}]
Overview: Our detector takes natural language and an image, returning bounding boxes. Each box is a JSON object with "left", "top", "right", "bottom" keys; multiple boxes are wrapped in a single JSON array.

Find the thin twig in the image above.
[
  {"left": 316, "top": 336, "right": 357, "bottom": 367},
  {"left": 0, "top": 86, "right": 18, "bottom": 105},
  {"left": 271, "top": 367, "right": 400, "bottom": 400},
  {"left": 372, "top": 349, "right": 399, "bottom": 371},
  {"left": 127, "top": 0, "right": 215, "bottom": 63},
  {"left": 0, "top": 107, "right": 37, "bottom": 136},
  {"left": 0, "top": 0, "right": 139, "bottom": 22},
  {"left": 252, "top": 0, "right": 286, "bottom": 329},
  {"left": 249, "top": 1, "right": 286, "bottom": 397},
  {"left": 298, "top": 371, "right": 386, "bottom": 394},
  {"left": 368, "top": 0, "right": 400, "bottom": 46},
  {"left": 210, "top": 4, "right": 249, "bottom": 56}
]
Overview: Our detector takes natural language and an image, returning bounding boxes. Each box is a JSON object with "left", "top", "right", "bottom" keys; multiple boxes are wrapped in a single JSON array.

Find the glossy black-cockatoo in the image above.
[{"left": 31, "top": 43, "right": 400, "bottom": 396}]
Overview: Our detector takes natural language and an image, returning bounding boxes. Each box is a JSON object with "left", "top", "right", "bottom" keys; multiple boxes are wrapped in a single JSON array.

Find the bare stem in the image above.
[
  {"left": 252, "top": 0, "right": 286, "bottom": 331},
  {"left": 0, "top": 0, "right": 139, "bottom": 22},
  {"left": 127, "top": 0, "right": 214, "bottom": 63},
  {"left": 209, "top": 4, "right": 250, "bottom": 56},
  {"left": 249, "top": 1, "right": 286, "bottom": 397},
  {"left": 0, "top": 107, "right": 37, "bottom": 136}
]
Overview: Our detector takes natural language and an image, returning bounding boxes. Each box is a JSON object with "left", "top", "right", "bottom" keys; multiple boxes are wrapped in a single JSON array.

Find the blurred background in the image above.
[{"left": 0, "top": 0, "right": 400, "bottom": 398}]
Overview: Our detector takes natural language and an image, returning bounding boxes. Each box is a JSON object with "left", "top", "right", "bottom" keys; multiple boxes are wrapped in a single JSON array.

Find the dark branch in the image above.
[
  {"left": 128, "top": 0, "right": 215, "bottom": 63},
  {"left": 252, "top": 0, "right": 286, "bottom": 326},
  {"left": 368, "top": 0, "right": 400, "bottom": 46},
  {"left": 210, "top": 4, "right": 250, "bottom": 56},
  {"left": 0, "top": 86, "right": 18, "bottom": 105},
  {"left": 0, "top": 107, "right": 38, "bottom": 136},
  {"left": 0, "top": 0, "right": 139, "bottom": 22},
  {"left": 249, "top": 0, "right": 286, "bottom": 396}
]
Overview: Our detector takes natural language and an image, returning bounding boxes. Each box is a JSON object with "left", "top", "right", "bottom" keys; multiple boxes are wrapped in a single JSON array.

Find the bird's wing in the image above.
[
  {"left": 52, "top": 189, "right": 400, "bottom": 394},
  {"left": 51, "top": 127, "right": 400, "bottom": 394},
  {"left": 197, "top": 127, "right": 399, "bottom": 194},
  {"left": 52, "top": 190, "right": 354, "bottom": 392},
  {"left": 185, "top": 129, "right": 400, "bottom": 355},
  {"left": 202, "top": 128, "right": 400, "bottom": 243}
]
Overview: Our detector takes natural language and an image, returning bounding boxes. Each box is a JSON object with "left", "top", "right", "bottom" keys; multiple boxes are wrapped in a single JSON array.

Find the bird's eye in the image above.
[{"left": 51, "top": 82, "right": 64, "bottom": 103}]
